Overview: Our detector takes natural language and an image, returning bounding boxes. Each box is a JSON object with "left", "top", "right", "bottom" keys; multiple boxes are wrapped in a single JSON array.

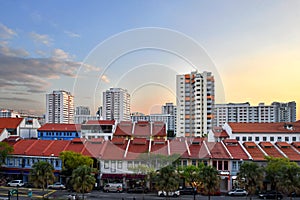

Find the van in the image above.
[
  {"left": 103, "top": 183, "right": 123, "bottom": 192},
  {"left": 7, "top": 180, "right": 24, "bottom": 187}
]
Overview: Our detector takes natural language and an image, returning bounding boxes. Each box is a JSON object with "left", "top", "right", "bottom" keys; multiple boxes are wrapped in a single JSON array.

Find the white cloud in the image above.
[
  {"left": 0, "top": 45, "right": 29, "bottom": 57},
  {"left": 101, "top": 75, "right": 110, "bottom": 83},
  {"left": 30, "top": 32, "right": 53, "bottom": 46},
  {"left": 64, "top": 30, "right": 80, "bottom": 38},
  {"left": 52, "top": 48, "right": 72, "bottom": 60},
  {"left": 0, "top": 23, "right": 17, "bottom": 39}
]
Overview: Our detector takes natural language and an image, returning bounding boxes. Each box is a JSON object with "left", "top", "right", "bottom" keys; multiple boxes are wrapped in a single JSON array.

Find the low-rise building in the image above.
[
  {"left": 81, "top": 120, "right": 116, "bottom": 140},
  {"left": 38, "top": 123, "right": 81, "bottom": 140}
]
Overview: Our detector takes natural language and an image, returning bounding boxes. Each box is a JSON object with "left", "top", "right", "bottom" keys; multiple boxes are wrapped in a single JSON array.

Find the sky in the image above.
[{"left": 0, "top": 0, "right": 300, "bottom": 119}]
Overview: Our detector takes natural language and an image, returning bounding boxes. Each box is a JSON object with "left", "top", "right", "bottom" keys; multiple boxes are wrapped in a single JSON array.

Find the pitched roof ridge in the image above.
[
  {"left": 42, "top": 140, "right": 55, "bottom": 155},
  {"left": 185, "top": 139, "right": 191, "bottom": 156},
  {"left": 24, "top": 140, "right": 38, "bottom": 155},
  {"left": 221, "top": 140, "right": 233, "bottom": 159},
  {"left": 124, "top": 139, "right": 131, "bottom": 158},
  {"left": 239, "top": 141, "right": 252, "bottom": 160},
  {"left": 202, "top": 140, "right": 211, "bottom": 158},
  {"left": 257, "top": 142, "right": 268, "bottom": 157},
  {"left": 273, "top": 142, "right": 288, "bottom": 158},
  {"left": 62, "top": 140, "right": 71, "bottom": 152}
]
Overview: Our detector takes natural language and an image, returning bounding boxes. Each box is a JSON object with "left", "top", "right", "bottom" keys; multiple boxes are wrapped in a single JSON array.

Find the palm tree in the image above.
[
  {"left": 155, "top": 165, "right": 180, "bottom": 199},
  {"left": 71, "top": 165, "right": 96, "bottom": 200},
  {"left": 179, "top": 164, "right": 203, "bottom": 200},
  {"left": 199, "top": 165, "right": 220, "bottom": 200},
  {"left": 237, "top": 162, "right": 263, "bottom": 200},
  {"left": 29, "top": 161, "right": 55, "bottom": 199}
]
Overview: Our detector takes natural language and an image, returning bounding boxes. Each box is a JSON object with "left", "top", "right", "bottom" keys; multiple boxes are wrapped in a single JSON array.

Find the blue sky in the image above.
[{"left": 1, "top": 1, "right": 300, "bottom": 118}]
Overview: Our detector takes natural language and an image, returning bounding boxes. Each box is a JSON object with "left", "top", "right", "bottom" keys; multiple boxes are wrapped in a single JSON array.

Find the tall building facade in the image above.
[
  {"left": 176, "top": 71, "right": 215, "bottom": 137},
  {"left": 102, "top": 88, "right": 131, "bottom": 122},
  {"left": 46, "top": 90, "right": 74, "bottom": 124},
  {"left": 272, "top": 101, "right": 296, "bottom": 122},
  {"left": 214, "top": 101, "right": 296, "bottom": 127},
  {"left": 75, "top": 106, "right": 91, "bottom": 115}
]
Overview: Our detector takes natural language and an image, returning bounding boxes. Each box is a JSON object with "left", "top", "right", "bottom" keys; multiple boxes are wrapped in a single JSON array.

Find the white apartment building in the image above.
[
  {"left": 102, "top": 88, "right": 130, "bottom": 122},
  {"left": 176, "top": 71, "right": 215, "bottom": 137},
  {"left": 46, "top": 90, "right": 74, "bottom": 124},
  {"left": 214, "top": 101, "right": 296, "bottom": 127},
  {"left": 131, "top": 113, "right": 175, "bottom": 133}
]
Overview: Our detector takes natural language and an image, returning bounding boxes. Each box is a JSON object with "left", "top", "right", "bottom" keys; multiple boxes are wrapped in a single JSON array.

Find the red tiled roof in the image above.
[
  {"left": 132, "top": 138, "right": 147, "bottom": 145},
  {"left": 224, "top": 141, "right": 249, "bottom": 160},
  {"left": 228, "top": 122, "right": 300, "bottom": 133},
  {"left": 275, "top": 142, "right": 300, "bottom": 161},
  {"left": 86, "top": 120, "right": 115, "bottom": 125},
  {"left": 133, "top": 121, "right": 151, "bottom": 136},
  {"left": 243, "top": 142, "right": 265, "bottom": 161},
  {"left": 114, "top": 121, "right": 133, "bottom": 136},
  {"left": 292, "top": 142, "right": 300, "bottom": 148},
  {"left": 206, "top": 142, "right": 231, "bottom": 159},
  {"left": 101, "top": 141, "right": 126, "bottom": 160},
  {"left": 38, "top": 123, "right": 81, "bottom": 132},
  {"left": 128, "top": 140, "right": 149, "bottom": 153},
  {"left": 259, "top": 142, "right": 284, "bottom": 158},
  {"left": 169, "top": 138, "right": 188, "bottom": 155},
  {"left": 111, "top": 137, "right": 126, "bottom": 145},
  {"left": 184, "top": 143, "right": 210, "bottom": 159},
  {"left": 151, "top": 140, "right": 168, "bottom": 155},
  {"left": 152, "top": 122, "right": 167, "bottom": 136},
  {"left": 0, "top": 118, "right": 23, "bottom": 129},
  {"left": 214, "top": 130, "right": 229, "bottom": 138}
]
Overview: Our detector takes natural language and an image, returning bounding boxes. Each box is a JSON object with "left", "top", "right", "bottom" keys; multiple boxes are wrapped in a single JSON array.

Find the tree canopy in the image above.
[
  {"left": 237, "top": 162, "right": 263, "bottom": 200},
  {"left": 59, "top": 151, "right": 93, "bottom": 176},
  {"left": 155, "top": 165, "right": 180, "bottom": 198},
  {"left": 0, "top": 142, "right": 13, "bottom": 166},
  {"left": 199, "top": 165, "right": 220, "bottom": 200}
]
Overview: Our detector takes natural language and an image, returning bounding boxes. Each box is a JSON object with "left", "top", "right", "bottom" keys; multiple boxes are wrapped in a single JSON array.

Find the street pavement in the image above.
[{"left": 1, "top": 186, "right": 300, "bottom": 200}]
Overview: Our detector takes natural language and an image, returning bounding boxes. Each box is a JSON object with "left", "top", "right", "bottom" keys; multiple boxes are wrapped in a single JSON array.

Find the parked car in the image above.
[
  {"left": 258, "top": 191, "right": 283, "bottom": 199},
  {"left": 228, "top": 188, "right": 248, "bottom": 196},
  {"left": 178, "top": 187, "right": 197, "bottom": 195},
  {"left": 7, "top": 180, "right": 24, "bottom": 187},
  {"left": 127, "top": 186, "right": 148, "bottom": 193},
  {"left": 103, "top": 183, "right": 123, "bottom": 192},
  {"left": 47, "top": 182, "right": 66, "bottom": 190},
  {"left": 158, "top": 190, "right": 180, "bottom": 197}
]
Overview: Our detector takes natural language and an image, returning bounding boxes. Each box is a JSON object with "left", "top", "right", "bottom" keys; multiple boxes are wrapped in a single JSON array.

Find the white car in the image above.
[
  {"left": 7, "top": 180, "right": 24, "bottom": 187},
  {"left": 228, "top": 189, "right": 248, "bottom": 196},
  {"left": 158, "top": 190, "right": 180, "bottom": 197},
  {"left": 47, "top": 182, "right": 66, "bottom": 189}
]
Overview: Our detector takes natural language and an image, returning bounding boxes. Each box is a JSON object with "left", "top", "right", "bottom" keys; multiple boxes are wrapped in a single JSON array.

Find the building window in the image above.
[
  {"left": 117, "top": 161, "right": 122, "bottom": 169},
  {"left": 128, "top": 161, "right": 133, "bottom": 169},
  {"left": 242, "top": 137, "right": 247, "bottom": 142},
  {"left": 277, "top": 137, "right": 282, "bottom": 142},
  {"left": 213, "top": 161, "right": 217, "bottom": 168},
  {"left": 270, "top": 137, "right": 274, "bottom": 142},
  {"left": 236, "top": 137, "right": 240, "bottom": 141},
  {"left": 232, "top": 161, "right": 237, "bottom": 171},
  {"left": 285, "top": 137, "right": 289, "bottom": 142},
  {"left": 111, "top": 161, "right": 116, "bottom": 172},
  {"left": 293, "top": 137, "right": 296, "bottom": 142},
  {"left": 104, "top": 161, "right": 109, "bottom": 169},
  {"left": 263, "top": 137, "right": 267, "bottom": 141},
  {"left": 224, "top": 161, "right": 228, "bottom": 170},
  {"left": 255, "top": 137, "right": 259, "bottom": 141},
  {"left": 182, "top": 160, "right": 187, "bottom": 167},
  {"left": 203, "top": 160, "right": 208, "bottom": 166},
  {"left": 248, "top": 137, "right": 252, "bottom": 141},
  {"left": 218, "top": 161, "right": 223, "bottom": 170},
  {"left": 192, "top": 160, "right": 197, "bottom": 166}
]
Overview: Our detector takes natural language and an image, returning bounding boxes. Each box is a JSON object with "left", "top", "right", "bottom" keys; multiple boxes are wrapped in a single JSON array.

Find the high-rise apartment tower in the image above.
[{"left": 176, "top": 71, "right": 215, "bottom": 137}]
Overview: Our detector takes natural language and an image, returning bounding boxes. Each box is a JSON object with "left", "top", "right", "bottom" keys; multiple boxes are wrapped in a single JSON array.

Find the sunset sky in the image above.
[{"left": 0, "top": 1, "right": 299, "bottom": 119}]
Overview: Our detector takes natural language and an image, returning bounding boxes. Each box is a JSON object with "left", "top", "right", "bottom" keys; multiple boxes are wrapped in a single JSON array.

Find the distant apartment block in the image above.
[
  {"left": 214, "top": 101, "right": 296, "bottom": 127},
  {"left": 176, "top": 71, "right": 215, "bottom": 137},
  {"left": 46, "top": 90, "right": 74, "bottom": 124},
  {"left": 131, "top": 113, "right": 175, "bottom": 134},
  {"left": 272, "top": 101, "right": 296, "bottom": 122},
  {"left": 102, "top": 88, "right": 130, "bottom": 122},
  {"left": 0, "top": 109, "right": 20, "bottom": 118},
  {"left": 75, "top": 106, "right": 91, "bottom": 115}
]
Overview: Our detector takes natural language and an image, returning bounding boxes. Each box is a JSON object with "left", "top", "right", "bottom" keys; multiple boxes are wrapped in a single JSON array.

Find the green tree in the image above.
[
  {"left": 60, "top": 151, "right": 93, "bottom": 175},
  {"left": 155, "top": 165, "right": 180, "bottom": 199},
  {"left": 238, "top": 162, "right": 263, "bottom": 200},
  {"left": 29, "top": 161, "right": 55, "bottom": 199},
  {"left": 277, "top": 161, "right": 300, "bottom": 199},
  {"left": 0, "top": 142, "right": 13, "bottom": 166},
  {"left": 199, "top": 165, "right": 220, "bottom": 200},
  {"left": 71, "top": 165, "right": 96, "bottom": 200},
  {"left": 179, "top": 164, "right": 203, "bottom": 200}
]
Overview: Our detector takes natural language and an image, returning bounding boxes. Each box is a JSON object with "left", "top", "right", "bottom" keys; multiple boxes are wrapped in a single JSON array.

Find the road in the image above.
[{"left": 1, "top": 187, "right": 300, "bottom": 200}]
